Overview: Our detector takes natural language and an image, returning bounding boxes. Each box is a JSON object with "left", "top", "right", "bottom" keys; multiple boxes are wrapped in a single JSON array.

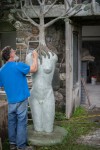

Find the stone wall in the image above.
[
  {"left": 16, "top": 20, "right": 65, "bottom": 61},
  {"left": 46, "top": 21, "right": 66, "bottom": 112}
]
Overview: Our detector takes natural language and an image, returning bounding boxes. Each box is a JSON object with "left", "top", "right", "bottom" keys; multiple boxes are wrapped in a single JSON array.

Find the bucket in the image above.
[{"left": 91, "top": 77, "right": 96, "bottom": 85}]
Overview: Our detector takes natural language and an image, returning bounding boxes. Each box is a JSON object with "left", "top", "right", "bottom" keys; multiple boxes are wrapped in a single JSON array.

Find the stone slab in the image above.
[
  {"left": 28, "top": 125, "right": 67, "bottom": 146},
  {"left": 77, "top": 128, "right": 100, "bottom": 148}
]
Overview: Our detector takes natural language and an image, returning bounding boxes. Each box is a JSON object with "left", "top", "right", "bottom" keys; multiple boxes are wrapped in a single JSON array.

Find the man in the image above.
[{"left": 0, "top": 46, "right": 38, "bottom": 150}]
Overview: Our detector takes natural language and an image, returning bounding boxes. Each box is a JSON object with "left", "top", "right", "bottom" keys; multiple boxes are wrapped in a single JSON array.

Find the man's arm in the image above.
[{"left": 30, "top": 51, "right": 38, "bottom": 73}]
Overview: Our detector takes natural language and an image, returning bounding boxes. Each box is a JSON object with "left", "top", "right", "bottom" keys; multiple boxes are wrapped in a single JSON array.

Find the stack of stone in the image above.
[{"left": 53, "top": 63, "right": 66, "bottom": 112}]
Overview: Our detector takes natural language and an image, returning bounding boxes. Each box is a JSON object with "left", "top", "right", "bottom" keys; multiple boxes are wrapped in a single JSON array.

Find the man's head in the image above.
[{"left": 1, "top": 46, "right": 16, "bottom": 62}]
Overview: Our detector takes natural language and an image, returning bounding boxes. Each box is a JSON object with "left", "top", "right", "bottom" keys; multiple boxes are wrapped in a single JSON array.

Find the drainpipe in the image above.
[{"left": 91, "top": 0, "right": 96, "bottom": 15}]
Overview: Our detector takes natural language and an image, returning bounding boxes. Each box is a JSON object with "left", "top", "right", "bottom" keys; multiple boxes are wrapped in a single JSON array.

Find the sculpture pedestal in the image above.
[{"left": 28, "top": 125, "right": 67, "bottom": 149}]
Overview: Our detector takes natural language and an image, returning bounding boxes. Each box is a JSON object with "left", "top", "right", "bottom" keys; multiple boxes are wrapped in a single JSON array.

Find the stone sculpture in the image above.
[{"left": 26, "top": 51, "right": 58, "bottom": 132}]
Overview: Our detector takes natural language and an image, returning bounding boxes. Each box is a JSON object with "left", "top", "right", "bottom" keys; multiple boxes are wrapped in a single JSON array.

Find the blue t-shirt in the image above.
[{"left": 0, "top": 61, "right": 30, "bottom": 103}]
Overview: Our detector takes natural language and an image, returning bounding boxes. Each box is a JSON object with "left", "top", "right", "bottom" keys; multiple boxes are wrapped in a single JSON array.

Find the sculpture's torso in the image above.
[{"left": 26, "top": 52, "right": 58, "bottom": 132}]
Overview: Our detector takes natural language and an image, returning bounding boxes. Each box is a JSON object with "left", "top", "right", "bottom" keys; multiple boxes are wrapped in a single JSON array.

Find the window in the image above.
[{"left": 27, "top": 41, "right": 39, "bottom": 53}]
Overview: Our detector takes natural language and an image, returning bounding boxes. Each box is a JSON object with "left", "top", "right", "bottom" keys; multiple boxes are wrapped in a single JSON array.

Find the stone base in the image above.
[{"left": 28, "top": 125, "right": 67, "bottom": 146}]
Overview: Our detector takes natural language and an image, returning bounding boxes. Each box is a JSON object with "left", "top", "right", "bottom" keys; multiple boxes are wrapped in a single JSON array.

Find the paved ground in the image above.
[
  {"left": 77, "top": 106, "right": 100, "bottom": 148},
  {"left": 79, "top": 83, "right": 100, "bottom": 148},
  {"left": 77, "top": 128, "right": 100, "bottom": 148},
  {"left": 86, "top": 83, "right": 100, "bottom": 107}
]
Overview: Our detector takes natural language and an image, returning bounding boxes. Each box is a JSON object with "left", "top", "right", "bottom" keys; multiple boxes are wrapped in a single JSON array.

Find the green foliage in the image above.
[
  {"left": 2, "top": 139, "right": 10, "bottom": 150},
  {"left": 72, "top": 106, "right": 88, "bottom": 117},
  {"left": 55, "top": 112, "right": 66, "bottom": 121}
]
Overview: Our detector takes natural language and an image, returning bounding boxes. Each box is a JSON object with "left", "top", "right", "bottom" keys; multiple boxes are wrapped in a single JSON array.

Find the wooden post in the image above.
[{"left": 65, "top": 20, "right": 72, "bottom": 119}]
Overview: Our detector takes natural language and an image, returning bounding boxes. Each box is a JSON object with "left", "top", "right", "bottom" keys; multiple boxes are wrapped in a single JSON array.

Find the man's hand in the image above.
[
  {"left": 30, "top": 51, "right": 38, "bottom": 73},
  {"left": 32, "top": 51, "right": 38, "bottom": 58}
]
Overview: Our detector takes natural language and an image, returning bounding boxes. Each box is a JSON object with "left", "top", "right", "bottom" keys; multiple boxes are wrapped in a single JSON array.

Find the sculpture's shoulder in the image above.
[
  {"left": 26, "top": 51, "right": 58, "bottom": 66},
  {"left": 49, "top": 52, "right": 58, "bottom": 63}
]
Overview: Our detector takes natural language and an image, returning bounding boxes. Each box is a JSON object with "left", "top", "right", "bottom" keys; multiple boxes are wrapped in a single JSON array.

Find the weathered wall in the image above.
[{"left": 0, "top": 101, "right": 8, "bottom": 142}]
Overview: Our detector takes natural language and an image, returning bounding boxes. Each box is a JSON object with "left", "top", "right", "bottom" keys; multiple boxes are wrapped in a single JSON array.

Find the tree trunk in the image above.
[
  {"left": 39, "top": 25, "right": 46, "bottom": 46},
  {"left": 38, "top": 6, "right": 46, "bottom": 47}
]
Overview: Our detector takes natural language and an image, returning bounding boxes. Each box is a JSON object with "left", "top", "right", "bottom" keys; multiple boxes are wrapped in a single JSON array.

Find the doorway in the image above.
[{"left": 81, "top": 26, "right": 100, "bottom": 107}]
